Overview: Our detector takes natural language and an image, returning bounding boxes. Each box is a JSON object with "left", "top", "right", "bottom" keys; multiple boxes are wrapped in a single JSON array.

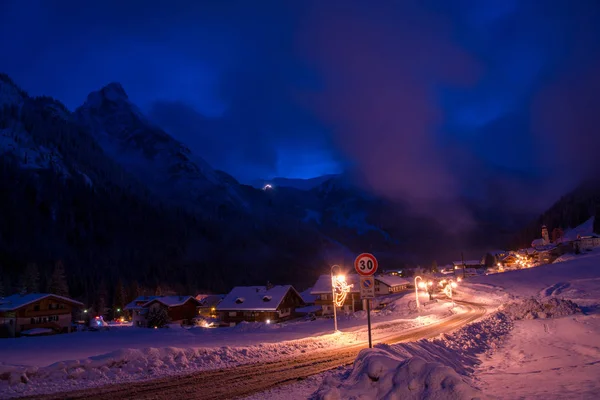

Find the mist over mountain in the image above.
[{"left": 0, "top": 73, "right": 581, "bottom": 307}]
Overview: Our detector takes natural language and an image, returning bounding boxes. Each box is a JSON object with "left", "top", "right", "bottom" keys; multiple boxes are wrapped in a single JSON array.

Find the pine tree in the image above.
[
  {"left": 96, "top": 280, "right": 107, "bottom": 318},
  {"left": 431, "top": 260, "right": 438, "bottom": 273},
  {"left": 113, "top": 279, "right": 126, "bottom": 317},
  {"left": 146, "top": 306, "right": 170, "bottom": 328},
  {"left": 20, "top": 262, "right": 40, "bottom": 294},
  {"left": 129, "top": 281, "right": 140, "bottom": 301},
  {"left": 49, "top": 260, "right": 69, "bottom": 296}
]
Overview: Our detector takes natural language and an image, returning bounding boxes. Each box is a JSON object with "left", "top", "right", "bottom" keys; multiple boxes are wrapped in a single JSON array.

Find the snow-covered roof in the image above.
[
  {"left": 300, "top": 288, "right": 319, "bottom": 304},
  {"left": 531, "top": 238, "right": 547, "bottom": 247},
  {"left": 562, "top": 217, "right": 595, "bottom": 242},
  {"left": 0, "top": 293, "right": 83, "bottom": 312},
  {"left": 310, "top": 274, "right": 361, "bottom": 294},
  {"left": 196, "top": 294, "right": 224, "bottom": 307},
  {"left": 124, "top": 296, "right": 161, "bottom": 311},
  {"left": 375, "top": 275, "right": 411, "bottom": 287},
  {"left": 145, "top": 296, "right": 200, "bottom": 308},
  {"left": 217, "top": 285, "right": 302, "bottom": 311}
]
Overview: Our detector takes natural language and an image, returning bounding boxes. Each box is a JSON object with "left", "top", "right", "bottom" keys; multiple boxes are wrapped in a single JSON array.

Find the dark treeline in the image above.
[
  {"left": 513, "top": 179, "right": 600, "bottom": 248},
  {"left": 0, "top": 84, "right": 326, "bottom": 311}
]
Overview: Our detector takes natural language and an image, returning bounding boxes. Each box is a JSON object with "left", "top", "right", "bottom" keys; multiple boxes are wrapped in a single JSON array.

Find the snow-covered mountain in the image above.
[{"left": 74, "top": 83, "right": 247, "bottom": 212}]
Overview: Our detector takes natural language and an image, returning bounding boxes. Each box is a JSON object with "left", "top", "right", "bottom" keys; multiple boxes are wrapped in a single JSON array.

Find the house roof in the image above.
[
  {"left": 375, "top": 275, "right": 411, "bottom": 287},
  {"left": 0, "top": 293, "right": 83, "bottom": 312},
  {"left": 124, "top": 296, "right": 161, "bottom": 311},
  {"left": 196, "top": 294, "right": 224, "bottom": 307},
  {"left": 217, "top": 285, "right": 302, "bottom": 311},
  {"left": 144, "top": 296, "right": 200, "bottom": 308},
  {"left": 310, "top": 274, "right": 361, "bottom": 294},
  {"left": 562, "top": 217, "right": 595, "bottom": 242},
  {"left": 531, "top": 238, "right": 547, "bottom": 247},
  {"left": 125, "top": 295, "right": 199, "bottom": 310},
  {"left": 300, "top": 288, "right": 319, "bottom": 304}
]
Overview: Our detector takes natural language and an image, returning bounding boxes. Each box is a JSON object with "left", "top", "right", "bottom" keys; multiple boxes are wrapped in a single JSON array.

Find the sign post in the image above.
[{"left": 355, "top": 253, "right": 378, "bottom": 348}]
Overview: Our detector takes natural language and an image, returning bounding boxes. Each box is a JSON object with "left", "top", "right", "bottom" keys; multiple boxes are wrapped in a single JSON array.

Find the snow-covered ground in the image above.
[
  {"left": 289, "top": 251, "right": 600, "bottom": 400},
  {"left": 3, "top": 251, "right": 599, "bottom": 399},
  {"left": 0, "top": 291, "right": 454, "bottom": 398},
  {"left": 462, "top": 251, "right": 600, "bottom": 400}
]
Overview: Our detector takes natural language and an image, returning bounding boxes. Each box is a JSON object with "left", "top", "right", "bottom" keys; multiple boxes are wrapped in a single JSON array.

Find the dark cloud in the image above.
[
  {"left": 1, "top": 0, "right": 600, "bottom": 218},
  {"left": 298, "top": 0, "right": 600, "bottom": 222}
]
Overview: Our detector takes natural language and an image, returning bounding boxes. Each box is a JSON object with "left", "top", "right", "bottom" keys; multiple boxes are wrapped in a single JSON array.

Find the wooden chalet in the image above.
[
  {"left": 217, "top": 285, "right": 305, "bottom": 326},
  {"left": 0, "top": 293, "right": 83, "bottom": 338}
]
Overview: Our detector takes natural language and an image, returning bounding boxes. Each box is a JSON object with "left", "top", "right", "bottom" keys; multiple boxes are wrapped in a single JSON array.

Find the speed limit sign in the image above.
[{"left": 354, "top": 253, "right": 378, "bottom": 276}]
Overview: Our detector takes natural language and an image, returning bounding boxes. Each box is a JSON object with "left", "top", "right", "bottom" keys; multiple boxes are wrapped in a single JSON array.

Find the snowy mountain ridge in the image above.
[{"left": 75, "top": 82, "right": 248, "bottom": 211}]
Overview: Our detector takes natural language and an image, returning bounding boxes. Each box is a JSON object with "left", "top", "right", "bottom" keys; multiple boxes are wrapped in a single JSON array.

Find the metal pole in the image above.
[
  {"left": 331, "top": 265, "right": 338, "bottom": 332},
  {"left": 414, "top": 276, "right": 421, "bottom": 310},
  {"left": 366, "top": 298, "right": 372, "bottom": 348}
]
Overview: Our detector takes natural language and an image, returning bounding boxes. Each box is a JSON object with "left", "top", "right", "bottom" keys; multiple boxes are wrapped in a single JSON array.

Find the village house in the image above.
[
  {"left": 0, "top": 293, "right": 83, "bottom": 338},
  {"left": 576, "top": 234, "right": 600, "bottom": 251},
  {"left": 310, "top": 274, "right": 363, "bottom": 315},
  {"left": 217, "top": 285, "right": 305, "bottom": 326},
  {"left": 373, "top": 275, "right": 410, "bottom": 295},
  {"left": 196, "top": 294, "right": 224, "bottom": 319},
  {"left": 124, "top": 295, "right": 200, "bottom": 327}
]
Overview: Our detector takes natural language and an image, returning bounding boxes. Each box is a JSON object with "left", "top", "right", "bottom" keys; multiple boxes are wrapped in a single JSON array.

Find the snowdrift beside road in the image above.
[{"left": 314, "top": 296, "right": 581, "bottom": 400}]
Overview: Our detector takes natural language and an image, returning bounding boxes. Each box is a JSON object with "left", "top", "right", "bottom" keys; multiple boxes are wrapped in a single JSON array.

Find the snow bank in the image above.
[
  {"left": 312, "top": 311, "right": 513, "bottom": 399},
  {"left": 500, "top": 297, "right": 581, "bottom": 320},
  {"left": 314, "top": 351, "right": 481, "bottom": 400},
  {"left": 0, "top": 333, "right": 344, "bottom": 398}
]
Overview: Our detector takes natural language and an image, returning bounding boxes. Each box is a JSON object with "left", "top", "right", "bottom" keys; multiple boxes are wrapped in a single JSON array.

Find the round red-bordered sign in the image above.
[{"left": 354, "top": 253, "right": 378, "bottom": 276}]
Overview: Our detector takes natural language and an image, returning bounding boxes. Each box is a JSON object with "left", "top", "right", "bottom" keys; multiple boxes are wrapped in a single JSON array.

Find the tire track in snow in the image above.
[{"left": 18, "top": 300, "right": 486, "bottom": 400}]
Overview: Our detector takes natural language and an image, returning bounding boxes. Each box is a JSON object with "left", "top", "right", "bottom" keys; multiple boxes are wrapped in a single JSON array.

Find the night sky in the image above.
[{"left": 1, "top": 0, "right": 600, "bottom": 218}]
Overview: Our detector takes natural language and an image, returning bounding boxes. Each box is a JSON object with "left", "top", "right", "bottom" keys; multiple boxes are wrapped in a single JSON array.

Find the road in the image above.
[{"left": 21, "top": 300, "right": 486, "bottom": 400}]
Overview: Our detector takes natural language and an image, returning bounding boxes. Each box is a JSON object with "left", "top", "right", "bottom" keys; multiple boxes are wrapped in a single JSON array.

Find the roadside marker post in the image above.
[{"left": 355, "top": 253, "right": 378, "bottom": 348}]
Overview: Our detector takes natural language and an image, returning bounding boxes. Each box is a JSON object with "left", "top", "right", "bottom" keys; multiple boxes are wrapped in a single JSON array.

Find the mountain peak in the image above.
[
  {"left": 100, "top": 82, "right": 128, "bottom": 101},
  {"left": 82, "top": 82, "right": 130, "bottom": 111}
]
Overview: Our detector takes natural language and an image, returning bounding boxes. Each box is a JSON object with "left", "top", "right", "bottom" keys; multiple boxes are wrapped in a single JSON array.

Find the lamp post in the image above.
[
  {"left": 414, "top": 275, "right": 423, "bottom": 309},
  {"left": 331, "top": 265, "right": 341, "bottom": 332}
]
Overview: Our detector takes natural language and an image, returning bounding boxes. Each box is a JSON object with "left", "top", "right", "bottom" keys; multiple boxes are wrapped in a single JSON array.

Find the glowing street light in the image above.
[
  {"left": 414, "top": 276, "right": 424, "bottom": 309},
  {"left": 441, "top": 279, "right": 459, "bottom": 307},
  {"left": 331, "top": 265, "right": 351, "bottom": 332}
]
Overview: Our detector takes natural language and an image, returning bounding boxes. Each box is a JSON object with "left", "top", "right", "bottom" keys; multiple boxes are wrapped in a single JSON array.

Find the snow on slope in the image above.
[
  {"left": 0, "top": 292, "right": 453, "bottom": 398},
  {"left": 458, "top": 251, "right": 600, "bottom": 400},
  {"left": 75, "top": 83, "right": 247, "bottom": 209},
  {"left": 281, "top": 253, "right": 600, "bottom": 400}
]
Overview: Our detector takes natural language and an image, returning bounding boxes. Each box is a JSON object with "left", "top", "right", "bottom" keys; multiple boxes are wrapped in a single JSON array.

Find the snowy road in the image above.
[{"left": 18, "top": 300, "right": 486, "bottom": 400}]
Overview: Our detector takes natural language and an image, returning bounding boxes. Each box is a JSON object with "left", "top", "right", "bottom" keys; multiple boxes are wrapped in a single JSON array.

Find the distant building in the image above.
[
  {"left": 196, "top": 294, "right": 224, "bottom": 319},
  {"left": 124, "top": 295, "right": 200, "bottom": 327},
  {"left": 310, "top": 274, "right": 363, "bottom": 315},
  {"left": 217, "top": 285, "right": 305, "bottom": 326},
  {"left": 0, "top": 293, "right": 83, "bottom": 338},
  {"left": 576, "top": 234, "right": 600, "bottom": 251},
  {"left": 373, "top": 275, "right": 410, "bottom": 295}
]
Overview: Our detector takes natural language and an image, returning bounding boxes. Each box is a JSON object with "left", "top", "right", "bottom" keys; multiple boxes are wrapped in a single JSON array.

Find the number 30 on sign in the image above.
[{"left": 354, "top": 253, "right": 378, "bottom": 276}]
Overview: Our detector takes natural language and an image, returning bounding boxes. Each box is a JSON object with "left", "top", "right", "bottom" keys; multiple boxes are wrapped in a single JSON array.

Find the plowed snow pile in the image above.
[
  {"left": 501, "top": 298, "right": 581, "bottom": 320},
  {"left": 314, "top": 297, "right": 581, "bottom": 400},
  {"left": 314, "top": 351, "right": 481, "bottom": 400}
]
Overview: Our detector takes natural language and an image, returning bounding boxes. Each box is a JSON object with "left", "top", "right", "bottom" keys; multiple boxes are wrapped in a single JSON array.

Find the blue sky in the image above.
[{"left": 1, "top": 0, "right": 599, "bottom": 213}]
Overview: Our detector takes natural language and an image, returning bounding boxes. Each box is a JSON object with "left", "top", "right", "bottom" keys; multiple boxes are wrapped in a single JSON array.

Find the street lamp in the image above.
[
  {"left": 442, "top": 279, "right": 459, "bottom": 307},
  {"left": 331, "top": 265, "right": 351, "bottom": 332},
  {"left": 414, "top": 275, "right": 424, "bottom": 309}
]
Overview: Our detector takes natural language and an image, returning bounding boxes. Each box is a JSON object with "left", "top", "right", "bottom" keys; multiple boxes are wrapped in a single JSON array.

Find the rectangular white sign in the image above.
[{"left": 360, "top": 276, "right": 375, "bottom": 299}]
